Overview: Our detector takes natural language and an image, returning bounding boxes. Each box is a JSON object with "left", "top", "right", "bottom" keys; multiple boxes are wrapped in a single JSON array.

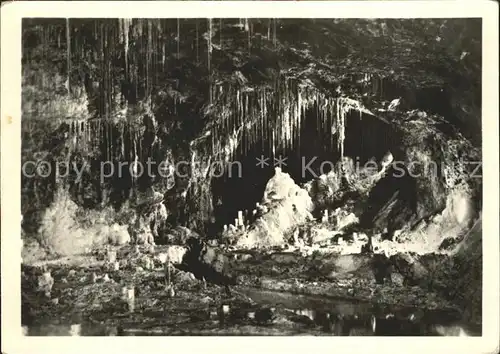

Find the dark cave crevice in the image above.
[{"left": 210, "top": 107, "right": 407, "bottom": 231}]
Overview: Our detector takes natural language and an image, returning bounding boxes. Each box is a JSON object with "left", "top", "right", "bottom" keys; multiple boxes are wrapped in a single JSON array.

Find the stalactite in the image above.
[
  {"left": 99, "top": 120, "right": 104, "bottom": 160},
  {"left": 99, "top": 22, "right": 104, "bottom": 119},
  {"left": 108, "top": 24, "right": 113, "bottom": 120},
  {"left": 111, "top": 123, "right": 116, "bottom": 162},
  {"left": 124, "top": 19, "right": 131, "bottom": 80},
  {"left": 292, "top": 88, "right": 296, "bottom": 152},
  {"left": 211, "top": 127, "right": 214, "bottom": 156},
  {"left": 147, "top": 20, "right": 153, "bottom": 98},
  {"left": 119, "top": 19, "right": 124, "bottom": 44},
  {"left": 120, "top": 124, "right": 125, "bottom": 158},
  {"left": 66, "top": 18, "right": 71, "bottom": 93},
  {"left": 85, "top": 120, "right": 90, "bottom": 153},
  {"left": 208, "top": 18, "right": 213, "bottom": 104},
  {"left": 104, "top": 122, "right": 108, "bottom": 162},
  {"left": 260, "top": 89, "right": 265, "bottom": 149},
  {"left": 328, "top": 100, "right": 337, "bottom": 150},
  {"left": 195, "top": 19, "right": 199, "bottom": 63},
  {"left": 260, "top": 91, "right": 266, "bottom": 152},
  {"left": 236, "top": 89, "right": 240, "bottom": 132},
  {"left": 248, "top": 20, "right": 252, "bottom": 53},
  {"left": 219, "top": 19, "right": 223, "bottom": 48},
  {"left": 249, "top": 96, "right": 253, "bottom": 150},
  {"left": 97, "top": 119, "right": 102, "bottom": 158},
  {"left": 297, "top": 85, "right": 303, "bottom": 152},
  {"left": 272, "top": 129, "right": 276, "bottom": 158},
  {"left": 245, "top": 93, "right": 250, "bottom": 154},
  {"left": 129, "top": 128, "right": 134, "bottom": 162},
  {"left": 243, "top": 92, "right": 248, "bottom": 155},
  {"left": 161, "top": 39, "right": 166, "bottom": 70},
  {"left": 273, "top": 18, "right": 277, "bottom": 47},
  {"left": 284, "top": 90, "right": 289, "bottom": 153},
  {"left": 106, "top": 121, "right": 113, "bottom": 161},
  {"left": 139, "top": 133, "right": 143, "bottom": 162},
  {"left": 339, "top": 98, "right": 346, "bottom": 159},
  {"left": 69, "top": 121, "right": 74, "bottom": 151},
  {"left": 264, "top": 88, "right": 268, "bottom": 144},
  {"left": 153, "top": 20, "right": 158, "bottom": 88},
  {"left": 177, "top": 18, "right": 180, "bottom": 58},
  {"left": 241, "top": 92, "right": 245, "bottom": 155},
  {"left": 133, "top": 134, "right": 138, "bottom": 163},
  {"left": 102, "top": 120, "right": 109, "bottom": 161},
  {"left": 107, "top": 24, "right": 112, "bottom": 120},
  {"left": 254, "top": 96, "right": 258, "bottom": 150},
  {"left": 132, "top": 139, "right": 138, "bottom": 186},
  {"left": 84, "top": 121, "right": 89, "bottom": 152}
]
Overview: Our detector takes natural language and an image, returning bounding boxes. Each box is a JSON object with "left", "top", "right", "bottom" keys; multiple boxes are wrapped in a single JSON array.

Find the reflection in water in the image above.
[
  {"left": 22, "top": 315, "right": 474, "bottom": 337},
  {"left": 22, "top": 288, "right": 479, "bottom": 336},
  {"left": 285, "top": 308, "right": 472, "bottom": 336},
  {"left": 24, "top": 323, "right": 120, "bottom": 336},
  {"left": 239, "top": 288, "right": 477, "bottom": 336}
]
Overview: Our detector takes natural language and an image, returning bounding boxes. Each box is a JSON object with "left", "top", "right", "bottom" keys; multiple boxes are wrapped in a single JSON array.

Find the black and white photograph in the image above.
[{"left": 1, "top": 0, "right": 499, "bottom": 350}]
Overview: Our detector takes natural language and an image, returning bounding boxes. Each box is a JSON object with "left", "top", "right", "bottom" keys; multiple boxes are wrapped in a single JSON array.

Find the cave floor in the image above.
[{"left": 22, "top": 244, "right": 478, "bottom": 336}]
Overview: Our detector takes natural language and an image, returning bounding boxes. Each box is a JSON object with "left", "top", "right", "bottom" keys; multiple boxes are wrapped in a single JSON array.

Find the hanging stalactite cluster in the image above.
[
  {"left": 35, "top": 18, "right": 290, "bottom": 162},
  {"left": 25, "top": 18, "right": 375, "bottom": 219},
  {"left": 206, "top": 74, "right": 372, "bottom": 174},
  {"left": 67, "top": 119, "right": 147, "bottom": 166}
]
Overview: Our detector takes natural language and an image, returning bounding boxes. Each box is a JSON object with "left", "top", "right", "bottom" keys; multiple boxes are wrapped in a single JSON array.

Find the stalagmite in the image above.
[{"left": 322, "top": 210, "right": 329, "bottom": 224}]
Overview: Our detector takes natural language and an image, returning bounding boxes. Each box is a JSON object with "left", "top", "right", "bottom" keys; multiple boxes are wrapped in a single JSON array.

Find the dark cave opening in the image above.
[{"left": 210, "top": 106, "right": 407, "bottom": 230}]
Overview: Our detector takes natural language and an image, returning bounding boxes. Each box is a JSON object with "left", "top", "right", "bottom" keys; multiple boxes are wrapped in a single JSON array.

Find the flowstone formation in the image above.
[{"left": 21, "top": 18, "right": 483, "bottom": 334}]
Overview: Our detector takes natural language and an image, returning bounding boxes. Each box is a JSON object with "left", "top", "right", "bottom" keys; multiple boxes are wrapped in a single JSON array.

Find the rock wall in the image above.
[{"left": 22, "top": 19, "right": 482, "bottom": 252}]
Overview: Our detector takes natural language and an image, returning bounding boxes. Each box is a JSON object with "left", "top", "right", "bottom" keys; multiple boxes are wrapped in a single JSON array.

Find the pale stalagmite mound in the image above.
[{"left": 235, "top": 167, "right": 314, "bottom": 248}]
